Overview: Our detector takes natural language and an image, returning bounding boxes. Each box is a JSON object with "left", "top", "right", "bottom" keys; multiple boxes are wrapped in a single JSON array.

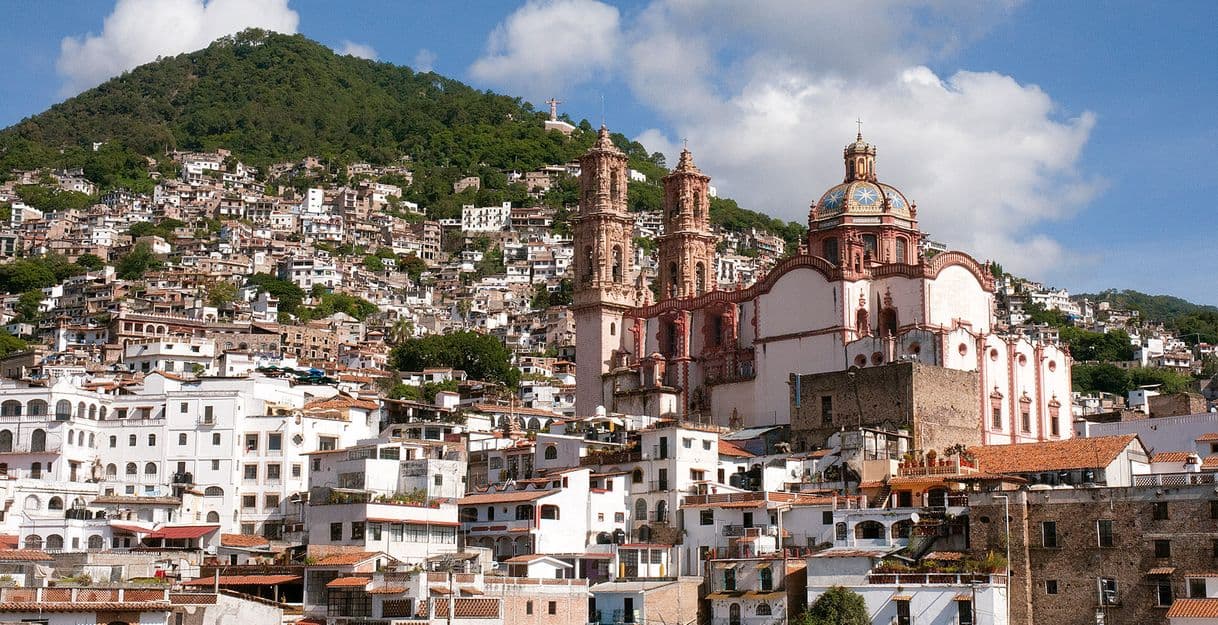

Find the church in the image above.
[{"left": 571, "top": 126, "right": 1071, "bottom": 448}]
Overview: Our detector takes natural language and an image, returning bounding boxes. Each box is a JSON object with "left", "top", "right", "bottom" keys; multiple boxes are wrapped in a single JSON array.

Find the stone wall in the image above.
[
  {"left": 789, "top": 361, "right": 980, "bottom": 452},
  {"left": 969, "top": 485, "right": 1217, "bottom": 625},
  {"left": 1149, "top": 393, "right": 1208, "bottom": 419}
]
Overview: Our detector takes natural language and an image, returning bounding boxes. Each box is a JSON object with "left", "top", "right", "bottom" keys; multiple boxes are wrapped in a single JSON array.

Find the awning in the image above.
[
  {"left": 109, "top": 523, "right": 149, "bottom": 534},
  {"left": 182, "top": 574, "right": 300, "bottom": 586},
  {"left": 892, "top": 595, "right": 913, "bottom": 601},
  {"left": 755, "top": 562, "right": 772, "bottom": 570},
  {"left": 954, "top": 594, "right": 973, "bottom": 601},
  {"left": 1147, "top": 567, "right": 1176, "bottom": 575},
  {"left": 460, "top": 587, "right": 484, "bottom": 596},
  {"left": 714, "top": 562, "right": 739, "bottom": 570},
  {"left": 145, "top": 525, "right": 219, "bottom": 540},
  {"left": 327, "top": 577, "right": 370, "bottom": 588},
  {"left": 430, "top": 585, "right": 453, "bottom": 595}
]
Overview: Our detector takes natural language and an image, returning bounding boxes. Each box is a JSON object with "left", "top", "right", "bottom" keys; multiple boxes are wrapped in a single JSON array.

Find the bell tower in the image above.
[
  {"left": 658, "top": 147, "right": 717, "bottom": 299},
  {"left": 573, "top": 126, "right": 641, "bottom": 415}
]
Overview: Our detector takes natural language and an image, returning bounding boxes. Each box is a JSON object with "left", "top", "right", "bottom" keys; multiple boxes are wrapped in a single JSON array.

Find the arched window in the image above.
[
  {"left": 693, "top": 190, "right": 703, "bottom": 219},
  {"left": 23, "top": 496, "right": 39, "bottom": 511},
  {"left": 544, "top": 445, "right": 558, "bottom": 460},
  {"left": 88, "top": 405, "right": 97, "bottom": 419},
  {"left": 67, "top": 430, "right": 74, "bottom": 446},
  {"left": 125, "top": 462, "right": 137, "bottom": 475},
  {"left": 632, "top": 468, "right": 643, "bottom": 483},
  {"left": 637, "top": 525, "right": 651, "bottom": 542},
  {"left": 540, "top": 505, "right": 559, "bottom": 520},
  {"left": 48, "top": 497, "right": 63, "bottom": 511},
  {"left": 610, "top": 172, "right": 620, "bottom": 202},
  {"left": 756, "top": 604, "right": 772, "bottom": 616},
  {"left": 88, "top": 433, "right": 95, "bottom": 448},
  {"left": 30, "top": 429, "right": 46, "bottom": 452},
  {"left": 655, "top": 500, "right": 668, "bottom": 524},
  {"left": 895, "top": 237, "right": 908, "bottom": 264},
  {"left": 612, "top": 246, "right": 623, "bottom": 283},
  {"left": 0, "top": 400, "right": 20, "bottom": 416},
  {"left": 148, "top": 434, "right": 156, "bottom": 446},
  {"left": 98, "top": 406, "right": 106, "bottom": 420},
  {"left": 76, "top": 402, "right": 86, "bottom": 419},
  {"left": 54, "top": 400, "right": 71, "bottom": 419},
  {"left": 582, "top": 246, "right": 594, "bottom": 284},
  {"left": 206, "top": 511, "right": 220, "bottom": 523},
  {"left": 30, "top": 462, "right": 41, "bottom": 479},
  {"left": 27, "top": 400, "right": 47, "bottom": 416},
  {"left": 0, "top": 430, "right": 12, "bottom": 453},
  {"left": 729, "top": 603, "right": 741, "bottom": 625},
  {"left": 204, "top": 486, "right": 223, "bottom": 497},
  {"left": 45, "top": 535, "right": 63, "bottom": 550},
  {"left": 862, "top": 234, "right": 878, "bottom": 259},
  {"left": 759, "top": 567, "right": 773, "bottom": 591},
  {"left": 822, "top": 237, "right": 839, "bottom": 262},
  {"left": 596, "top": 532, "right": 613, "bottom": 544},
  {"left": 634, "top": 498, "right": 647, "bottom": 521},
  {"left": 668, "top": 262, "right": 680, "bottom": 298},
  {"left": 106, "top": 464, "right": 117, "bottom": 477},
  {"left": 87, "top": 535, "right": 103, "bottom": 550},
  {"left": 855, "top": 520, "right": 885, "bottom": 540},
  {"left": 835, "top": 522, "right": 847, "bottom": 541},
  {"left": 23, "top": 535, "right": 42, "bottom": 549},
  {"left": 144, "top": 462, "right": 157, "bottom": 476}
]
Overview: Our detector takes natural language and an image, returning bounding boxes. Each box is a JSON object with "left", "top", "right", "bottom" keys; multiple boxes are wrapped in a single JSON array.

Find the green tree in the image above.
[
  {"left": 246, "top": 273, "right": 306, "bottom": 315},
  {"left": 1059, "top": 327, "right": 1136, "bottom": 362},
  {"left": 0, "top": 330, "right": 27, "bottom": 357},
  {"left": 399, "top": 254, "right": 428, "bottom": 283},
  {"left": 800, "top": 586, "right": 869, "bottom": 625},
  {"left": 207, "top": 281, "right": 239, "bottom": 308},
  {"left": 302, "top": 292, "right": 379, "bottom": 321},
  {"left": 531, "top": 283, "right": 551, "bottom": 310},
  {"left": 363, "top": 255, "right": 385, "bottom": 272},
  {"left": 75, "top": 253, "right": 105, "bottom": 270},
  {"left": 14, "top": 290, "right": 43, "bottom": 323},
  {"left": 1024, "top": 302, "right": 1069, "bottom": 327},
  {"left": 116, "top": 242, "right": 162, "bottom": 280},
  {"left": 1129, "top": 367, "right": 1193, "bottom": 394},
  {"left": 390, "top": 331, "right": 519, "bottom": 386},
  {"left": 1072, "top": 363, "right": 1131, "bottom": 395}
]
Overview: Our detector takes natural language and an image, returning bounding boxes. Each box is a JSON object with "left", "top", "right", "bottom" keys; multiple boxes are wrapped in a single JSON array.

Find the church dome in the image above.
[{"left": 816, "top": 181, "right": 913, "bottom": 220}]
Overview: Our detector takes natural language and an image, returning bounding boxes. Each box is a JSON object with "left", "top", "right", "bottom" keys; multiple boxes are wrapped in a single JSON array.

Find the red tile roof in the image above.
[
  {"left": 0, "top": 601, "right": 170, "bottom": 612},
  {"left": 458, "top": 489, "right": 556, "bottom": 505},
  {"left": 0, "top": 549, "right": 53, "bottom": 561},
  {"left": 719, "top": 440, "right": 753, "bottom": 458},
  {"left": 182, "top": 575, "right": 301, "bottom": 586},
  {"left": 0, "top": 535, "right": 17, "bottom": 549},
  {"left": 314, "top": 551, "right": 381, "bottom": 566},
  {"left": 1151, "top": 451, "right": 1196, "bottom": 463},
  {"left": 145, "top": 525, "right": 218, "bottom": 540},
  {"left": 1167, "top": 598, "right": 1218, "bottom": 618},
  {"left": 326, "top": 576, "right": 371, "bottom": 588},
  {"left": 221, "top": 533, "right": 270, "bottom": 548},
  {"left": 967, "top": 435, "right": 1140, "bottom": 474},
  {"left": 1196, "top": 433, "right": 1218, "bottom": 441}
]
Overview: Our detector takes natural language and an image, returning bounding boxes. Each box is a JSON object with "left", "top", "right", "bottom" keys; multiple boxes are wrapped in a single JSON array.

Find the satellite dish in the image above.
[{"left": 909, "top": 512, "right": 920, "bottom": 524}]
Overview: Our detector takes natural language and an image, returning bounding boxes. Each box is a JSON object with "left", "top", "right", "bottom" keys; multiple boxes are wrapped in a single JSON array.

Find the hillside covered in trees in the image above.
[{"left": 0, "top": 29, "right": 802, "bottom": 242}]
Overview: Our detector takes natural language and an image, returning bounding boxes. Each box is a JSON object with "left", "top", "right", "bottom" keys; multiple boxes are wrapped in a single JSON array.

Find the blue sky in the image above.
[{"left": 1, "top": 1, "right": 1215, "bottom": 304}]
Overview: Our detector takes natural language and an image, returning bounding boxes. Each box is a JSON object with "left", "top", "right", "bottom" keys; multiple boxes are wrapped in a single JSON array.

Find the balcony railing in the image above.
[
  {"left": 866, "top": 572, "right": 1005, "bottom": 585},
  {"left": 1133, "top": 473, "right": 1215, "bottom": 487}
]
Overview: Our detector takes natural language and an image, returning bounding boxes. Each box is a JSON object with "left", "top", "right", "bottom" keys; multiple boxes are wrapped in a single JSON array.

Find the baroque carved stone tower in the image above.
[
  {"left": 573, "top": 126, "right": 641, "bottom": 415},
  {"left": 657, "top": 148, "right": 717, "bottom": 300}
]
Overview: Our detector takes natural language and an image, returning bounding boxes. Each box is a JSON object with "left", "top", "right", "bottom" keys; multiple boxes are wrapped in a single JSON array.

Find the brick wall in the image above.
[
  {"left": 969, "top": 485, "right": 1218, "bottom": 625},
  {"left": 789, "top": 362, "right": 980, "bottom": 452}
]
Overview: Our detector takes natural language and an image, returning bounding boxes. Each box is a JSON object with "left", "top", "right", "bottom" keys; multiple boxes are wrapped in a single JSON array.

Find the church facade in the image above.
[{"left": 572, "top": 127, "right": 1071, "bottom": 447}]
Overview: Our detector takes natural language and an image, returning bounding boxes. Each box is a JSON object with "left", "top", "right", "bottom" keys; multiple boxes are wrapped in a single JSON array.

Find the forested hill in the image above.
[
  {"left": 0, "top": 29, "right": 803, "bottom": 242},
  {"left": 1078, "top": 289, "right": 1218, "bottom": 321}
]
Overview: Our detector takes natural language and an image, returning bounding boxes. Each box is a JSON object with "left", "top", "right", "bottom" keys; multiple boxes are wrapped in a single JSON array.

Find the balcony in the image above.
[
  {"left": 1133, "top": 473, "right": 1215, "bottom": 487},
  {"left": 866, "top": 572, "right": 1005, "bottom": 586},
  {"left": 590, "top": 609, "right": 639, "bottom": 625}
]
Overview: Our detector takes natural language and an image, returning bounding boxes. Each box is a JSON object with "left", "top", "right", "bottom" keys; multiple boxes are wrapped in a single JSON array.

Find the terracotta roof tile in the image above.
[
  {"left": 1202, "top": 455, "right": 1218, "bottom": 470},
  {"left": 221, "top": 533, "right": 270, "bottom": 548},
  {"left": 0, "top": 535, "right": 17, "bottom": 549},
  {"left": 1167, "top": 598, "right": 1218, "bottom": 618},
  {"left": 1151, "top": 451, "right": 1196, "bottom": 463},
  {"left": 0, "top": 601, "right": 169, "bottom": 612},
  {"left": 313, "top": 551, "right": 381, "bottom": 566},
  {"left": 326, "top": 576, "right": 371, "bottom": 588},
  {"left": 458, "top": 489, "right": 556, "bottom": 505},
  {"left": 966, "top": 435, "right": 1140, "bottom": 474},
  {"left": 719, "top": 440, "right": 753, "bottom": 458},
  {"left": 0, "top": 549, "right": 53, "bottom": 561},
  {"left": 1196, "top": 432, "right": 1218, "bottom": 442},
  {"left": 182, "top": 574, "right": 300, "bottom": 585}
]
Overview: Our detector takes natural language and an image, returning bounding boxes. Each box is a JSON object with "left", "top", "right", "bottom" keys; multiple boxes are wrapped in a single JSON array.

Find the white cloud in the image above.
[
  {"left": 469, "top": 0, "right": 621, "bottom": 101},
  {"left": 338, "top": 40, "right": 377, "bottom": 60},
  {"left": 57, "top": 0, "right": 299, "bottom": 95},
  {"left": 413, "top": 49, "right": 437, "bottom": 73}
]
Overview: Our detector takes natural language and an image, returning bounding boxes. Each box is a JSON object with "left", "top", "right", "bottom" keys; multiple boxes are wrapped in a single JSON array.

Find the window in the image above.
[
  {"left": 144, "top": 462, "right": 157, "bottom": 476},
  {"left": 312, "top": 458, "right": 321, "bottom": 472},
  {"left": 108, "top": 435, "right": 117, "bottom": 448},
  {"left": 631, "top": 469, "right": 643, "bottom": 483},
  {"left": 526, "top": 601, "right": 533, "bottom": 615},
  {"left": 369, "top": 523, "right": 382, "bottom": 541},
  {"left": 756, "top": 604, "right": 772, "bottom": 617},
  {"left": 822, "top": 511, "right": 833, "bottom": 525},
  {"left": 1155, "top": 577, "right": 1173, "bottom": 607},
  {"left": 1097, "top": 519, "right": 1114, "bottom": 547},
  {"left": 991, "top": 407, "right": 1002, "bottom": 429},
  {"left": 821, "top": 396, "right": 833, "bottom": 424},
  {"left": 292, "top": 464, "right": 302, "bottom": 478},
  {"left": 759, "top": 568, "right": 773, "bottom": 591},
  {"left": 125, "top": 462, "right": 136, "bottom": 475},
  {"left": 148, "top": 434, "right": 156, "bottom": 446},
  {"left": 265, "top": 494, "right": 280, "bottom": 509},
  {"left": 1153, "top": 502, "right": 1169, "bottom": 520},
  {"left": 242, "top": 495, "right": 256, "bottom": 508},
  {"left": 1099, "top": 577, "right": 1118, "bottom": 606},
  {"left": 957, "top": 599, "right": 973, "bottom": 625},
  {"left": 614, "top": 512, "right": 625, "bottom": 523},
  {"left": 330, "top": 522, "right": 343, "bottom": 541},
  {"left": 1211, "top": 500, "right": 1218, "bottom": 519},
  {"left": 203, "top": 405, "right": 214, "bottom": 423},
  {"left": 548, "top": 601, "right": 557, "bottom": 615},
  {"left": 178, "top": 433, "right": 187, "bottom": 445},
  {"left": 703, "top": 440, "right": 712, "bottom": 450},
  {"left": 541, "top": 505, "right": 559, "bottom": 520},
  {"left": 1041, "top": 521, "right": 1058, "bottom": 548},
  {"left": 180, "top": 402, "right": 188, "bottom": 413},
  {"left": 1045, "top": 580, "right": 1059, "bottom": 595},
  {"left": 723, "top": 568, "right": 736, "bottom": 591},
  {"left": 212, "top": 432, "right": 221, "bottom": 445},
  {"left": 211, "top": 459, "right": 220, "bottom": 470},
  {"left": 245, "top": 434, "right": 258, "bottom": 451},
  {"left": 433, "top": 474, "right": 443, "bottom": 487},
  {"left": 351, "top": 521, "right": 365, "bottom": 540},
  {"left": 1155, "top": 539, "right": 1171, "bottom": 558},
  {"left": 268, "top": 433, "right": 282, "bottom": 451},
  {"left": 683, "top": 437, "right": 693, "bottom": 449},
  {"left": 243, "top": 465, "right": 257, "bottom": 481},
  {"left": 895, "top": 599, "right": 911, "bottom": 625},
  {"left": 690, "top": 469, "right": 705, "bottom": 482},
  {"left": 267, "top": 464, "right": 281, "bottom": 481},
  {"left": 390, "top": 524, "right": 404, "bottom": 542},
  {"left": 319, "top": 437, "right": 337, "bottom": 451},
  {"left": 1020, "top": 410, "right": 1031, "bottom": 432},
  {"left": 1190, "top": 578, "right": 1207, "bottom": 599},
  {"left": 128, "top": 434, "right": 137, "bottom": 446}
]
